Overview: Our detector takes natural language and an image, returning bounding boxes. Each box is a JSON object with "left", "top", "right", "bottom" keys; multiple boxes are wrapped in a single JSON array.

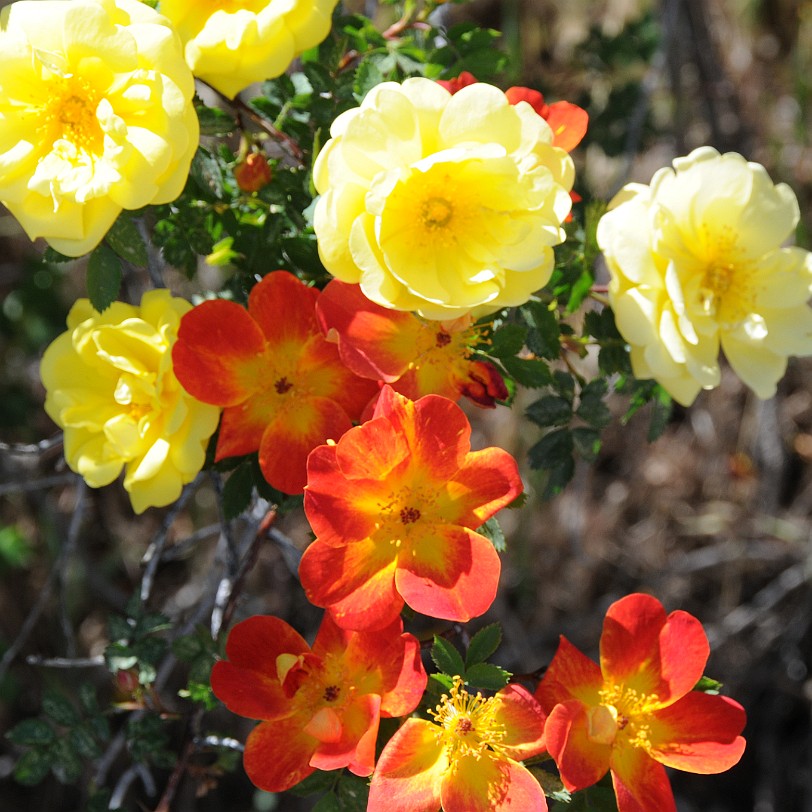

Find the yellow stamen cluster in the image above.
[
  {"left": 430, "top": 676, "right": 505, "bottom": 761},
  {"left": 592, "top": 683, "right": 659, "bottom": 753},
  {"left": 37, "top": 75, "right": 103, "bottom": 156}
]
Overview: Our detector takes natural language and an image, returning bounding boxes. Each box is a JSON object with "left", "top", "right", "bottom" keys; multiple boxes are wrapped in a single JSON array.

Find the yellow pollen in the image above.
[
  {"left": 597, "top": 684, "right": 657, "bottom": 753},
  {"left": 698, "top": 262, "right": 736, "bottom": 316},
  {"left": 421, "top": 197, "right": 454, "bottom": 229},
  {"left": 430, "top": 676, "right": 505, "bottom": 759},
  {"left": 38, "top": 76, "right": 103, "bottom": 155}
]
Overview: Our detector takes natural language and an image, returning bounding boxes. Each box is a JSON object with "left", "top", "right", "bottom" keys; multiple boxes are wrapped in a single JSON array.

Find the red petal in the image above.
[
  {"left": 441, "top": 754, "right": 548, "bottom": 812},
  {"left": 214, "top": 400, "right": 268, "bottom": 459},
  {"left": 543, "top": 699, "right": 611, "bottom": 791},
  {"left": 248, "top": 271, "right": 320, "bottom": 346},
  {"left": 600, "top": 594, "right": 709, "bottom": 706},
  {"left": 535, "top": 636, "right": 603, "bottom": 712},
  {"left": 610, "top": 748, "right": 676, "bottom": 812},
  {"left": 299, "top": 537, "right": 402, "bottom": 630},
  {"left": 544, "top": 101, "right": 589, "bottom": 152},
  {"left": 243, "top": 716, "right": 317, "bottom": 792},
  {"left": 649, "top": 692, "right": 746, "bottom": 773},
  {"left": 304, "top": 443, "right": 382, "bottom": 545},
  {"left": 173, "top": 299, "right": 268, "bottom": 406},
  {"left": 435, "top": 72, "right": 478, "bottom": 94},
  {"left": 367, "top": 718, "right": 447, "bottom": 812},
  {"left": 333, "top": 413, "right": 411, "bottom": 482},
  {"left": 258, "top": 397, "right": 353, "bottom": 494},
  {"left": 505, "top": 86, "right": 549, "bottom": 117},
  {"left": 396, "top": 526, "right": 500, "bottom": 622},
  {"left": 316, "top": 280, "right": 420, "bottom": 381},
  {"left": 210, "top": 616, "right": 310, "bottom": 721},
  {"left": 491, "top": 684, "right": 547, "bottom": 759},
  {"left": 459, "top": 360, "right": 509, "bottom": 407}
]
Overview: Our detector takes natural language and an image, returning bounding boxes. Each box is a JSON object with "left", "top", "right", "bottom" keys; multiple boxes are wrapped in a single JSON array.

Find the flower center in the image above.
[
  {"left": 38, "top": 76, "right": 103, "bottom": 155},
  {"left": 421, "top": 196, "right": 454, "bottom": 229},
  {"left": 399, "top": 506, "right": 421, "bottom": 524},
  {"left": 698, "top": 262, "right": 735, "bottom": 317},
  {"left": 322, "top": 684, "right": 340, "bottom": 702},
  {"left": 597, "top": 684, "right": 658, "bottom": 753},
  {"left": 430, "top": 676, "right": 505, "bottom": 759},
  {"left": 274, "top": 377, "right": 293, "bottom": 394}
]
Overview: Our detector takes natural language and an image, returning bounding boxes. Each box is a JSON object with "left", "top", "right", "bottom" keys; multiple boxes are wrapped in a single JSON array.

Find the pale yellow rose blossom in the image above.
[
  {"left": 40, "top": 291, "right": 220, "bottom": 514},
  {"left": 313, "top": 77, "right": 575, "bottom": 320},
  {"left": 159, "top": 0, "right": 339, "bottom": 99},
  {"left": 0, "top": 0, "right": 198, "bottom": 257},
  {"left": 598, "top": 147, "right": 812, "bottom": 405}
]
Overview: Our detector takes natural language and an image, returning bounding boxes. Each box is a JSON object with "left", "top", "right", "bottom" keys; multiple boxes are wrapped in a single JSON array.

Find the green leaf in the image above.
[
  {"left": 79, "top": 683, "right": 99, "bottom": 716},
  {"left": 105, "top": 214, "right": 148, "bottom": 267},
  {"left": 551, "top": 371, "right": 576, "bottom": 401},
  {"left": 500, "top": 356, "right": 552, "bottom": 389},
  {"left": 528, "top": 429, "right": 573, "bottom": 470},
  {"left": 6, "top": 718, "right": 55, "bottom": 746},
  {"left": 430, "top": 636, "right": 466, "bottom": 679},
  {"left": 465, "top": 623, "right": 502, "bottom": 667},
  {"left": 223, "top": 463, "right": 255, "bottom": 520},
  {"left": 13, "top": 748, "right": 53, "bottom": 786},
  {"left": 694, "top": 675, "right": 723, "bottom": 694},
  {"left": 42, "top": 690, "right": 78, "bottom": 727},
  {"left": 576, "top": 380, "right": 612, "bottom": 429},
  {"left": 288, "top": 769, "right": 340, "bottom": 796},
  {"left": 172, "top": 634, "right": 204, "bottom": 662},
  {"left": 521, "top": 301, "right": 560, "bottom": 357},
  {"left": 69, "top": 725, "right": 101, "bottom": 759},
  {"left": 647, "top": 387, "right": 673, "bottom": 442},
  {"left": 571, "top": 427, "right": 602, "bottom": 462},
  {"left": 489, "top": 323, "right": 527, "bottom": 358},
  {"left": 354, "top": 58, "right": 385, "bottom": 99},
  {"left": 526, "top": 396, "right": 572, "bottom": 428},
  {"left": 476, "top": 516, "right": 506, "bottom": 552},
  {"left": 50, "top": 736, "right": 83, "bottom": 783},
  {"left": 463, "top": 662, "right": 511, "bottom": 691},
  {"left": 336, "top": 773, "right": 369, "bottom": 810},
  {"left": 312, "top": 793, "right": 342, "bottom": 812},
  {"left": 195, "top": 103, "right": 236, "bottom": 136},
  {"left": 86, "top": 244, "right": 122, "bottom": 313}
]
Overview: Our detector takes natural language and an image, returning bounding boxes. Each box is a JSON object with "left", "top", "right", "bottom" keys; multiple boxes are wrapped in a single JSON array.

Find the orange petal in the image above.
[
  {"left": 333, "top": 413, "right": 412, "bottom": 482},
  {"left": 210, "top": 616, "right": 311, "bottom": 721},
  {"left": 258, "top": 397, "right": 353, "bottom": 494},
  {"left": 310, "top": 693, "right": 381, "bottom": 776},
  {"left": 304, "top": 443, "right": 383, "bottom": 545},
  {"left": 544, "top": 101, "right": 589, "bottom": 152},
  {"left": 543, "top": 699, "right": 611, "bottom": 792},
  {"left": 535, "top": 636, "right": 603, "bottom": 711},
  {"left": 339, "top": 617, "right": 427, "bottom": 717},
  {"left": 649, "top": 692, "right": 746, "bottom": 773},
  {"left": 441, "top": 753, "right": 548, "bottom": 812},
  {"left": 448, "top": 446, "right": 523, "bottom": 527},
  {"left": 600, "top": 593, "right": 709, "bottom": 706},
  {"left": 316, "top": 280, "right": 422, "bottom": 381},
  {"left": 247, "top": 271, "right": 321, "bottom": 346},
  {"left": 214, "top": 399, "right": 269, "bottom": 460},
  {"left": 304, "top": 706, "right": 343, "bottom": 743},
  {"left": 299, "top": 537, "right": 402, "bottom": 631},
  {"left": 396, "top": 526, "right": 500, "bottom": 622},
  {"left": 173, "top": 299, "right": 268, "bottom": 406},
  {"left": 459, "top": 359, "right": 509, "bottom": 407},
  {"left": 610, "top": 747, "right": 676, "bottom": 812},
  {"left": 243, "top": 716, "right": 318, "bottom": 793},
  {"left": 491, "top": 684, "right": 547, "bottom": 759},
  {"left": 368, "top": 718, "right": 448, "bottom": 812}
]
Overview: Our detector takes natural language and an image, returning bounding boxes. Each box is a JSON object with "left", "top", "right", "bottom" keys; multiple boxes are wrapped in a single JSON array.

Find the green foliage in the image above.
[
  {"left": 430, "top": 629, "right": 511, "bottom": 691},
  {"left": 105, "top": 598, "right": 170, "bottom": 686},
  {"left": 86, "top": 243, "right": 122, "bottom": 313},
  {"left": 6, "top": 686, "right": 109, "bottom": 787}
]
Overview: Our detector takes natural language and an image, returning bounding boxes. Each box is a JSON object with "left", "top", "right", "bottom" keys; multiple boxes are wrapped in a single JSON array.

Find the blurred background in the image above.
[{"left": 1, "top": 0, "right": 811, "bottom": 810}]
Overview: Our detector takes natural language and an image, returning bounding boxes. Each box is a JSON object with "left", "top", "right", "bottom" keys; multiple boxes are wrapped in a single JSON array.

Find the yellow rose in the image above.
[
  {"left": 159, "top": 0, "right": 340, "bottom": 99},
  {"left": 598, "top": 147, "right": 812, "bottom": 405},
  {"left": 0, "top": 0, "right": 198, "bottom": 257},
  {"left": 40, "top": 291, "right": 221, "bottom": 514},
  {"left": 313, "top": 78, "right": 575, "bottom": 320}
]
